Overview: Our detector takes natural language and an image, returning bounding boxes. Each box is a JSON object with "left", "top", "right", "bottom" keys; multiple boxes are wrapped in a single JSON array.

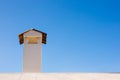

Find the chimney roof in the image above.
[{"left": 18, "top": 28, "right": 47, "bottom": 44}]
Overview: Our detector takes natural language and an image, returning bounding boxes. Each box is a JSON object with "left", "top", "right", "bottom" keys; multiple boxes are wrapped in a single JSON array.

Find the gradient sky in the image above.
[{"left": 0, "top": 0, "right": 120, "bottom": 72}]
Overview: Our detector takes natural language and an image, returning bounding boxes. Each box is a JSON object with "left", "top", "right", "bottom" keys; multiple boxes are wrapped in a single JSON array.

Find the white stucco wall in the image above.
[
  {"left": 0, "top": 73, "right": 120, "bottom": 80},
  {"left": 23, "top": 30, "right": 42, "bottom": 72}
]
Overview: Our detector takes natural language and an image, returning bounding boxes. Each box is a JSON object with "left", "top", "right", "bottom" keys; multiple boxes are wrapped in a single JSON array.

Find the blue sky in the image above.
[{"left": 0, "top": 0, "right": 120, "bottom": 72}]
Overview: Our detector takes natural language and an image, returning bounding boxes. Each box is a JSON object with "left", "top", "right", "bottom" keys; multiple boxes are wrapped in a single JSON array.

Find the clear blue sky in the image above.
[{"left": 0, "top": 0, "right": 120, "bottom": 72}]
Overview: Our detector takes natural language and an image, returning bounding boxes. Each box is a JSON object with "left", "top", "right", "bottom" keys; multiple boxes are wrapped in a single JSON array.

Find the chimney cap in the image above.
[{"left": 18, "top": 28, "right": 47, "bottom": 44}]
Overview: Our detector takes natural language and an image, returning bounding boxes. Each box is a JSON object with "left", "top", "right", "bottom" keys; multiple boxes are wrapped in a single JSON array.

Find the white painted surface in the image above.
[
  {"left": 0, "top": 73, "right": 120, "bottom": 80},
  {"left": 23, "top": 30, "right": 42, "bottom": 72}
]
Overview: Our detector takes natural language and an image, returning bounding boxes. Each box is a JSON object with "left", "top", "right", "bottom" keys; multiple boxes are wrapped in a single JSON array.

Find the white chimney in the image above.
[{"left": 19, "top": 29, "right": 47, "bottom": 73}]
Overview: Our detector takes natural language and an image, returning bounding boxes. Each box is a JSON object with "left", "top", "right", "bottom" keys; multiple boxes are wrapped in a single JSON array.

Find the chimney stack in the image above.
[{"left": 19, "top": 29, "right": 47, "bottom": 73}]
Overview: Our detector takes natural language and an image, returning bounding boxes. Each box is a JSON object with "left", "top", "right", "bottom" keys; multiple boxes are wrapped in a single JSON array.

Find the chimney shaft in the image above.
[{"left": 19, "top": 29, "right": 47, "bottom": 73}]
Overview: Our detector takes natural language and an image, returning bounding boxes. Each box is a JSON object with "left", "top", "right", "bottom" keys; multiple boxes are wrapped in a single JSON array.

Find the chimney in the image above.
[{"left": 18, "top": 28, "right": 47, "bottom": 73}]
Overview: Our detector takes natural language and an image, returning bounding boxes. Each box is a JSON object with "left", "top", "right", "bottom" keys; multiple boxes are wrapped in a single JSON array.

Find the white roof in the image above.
[{"left": 0, "top": 73, "right": 120, "bottom": 80}]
